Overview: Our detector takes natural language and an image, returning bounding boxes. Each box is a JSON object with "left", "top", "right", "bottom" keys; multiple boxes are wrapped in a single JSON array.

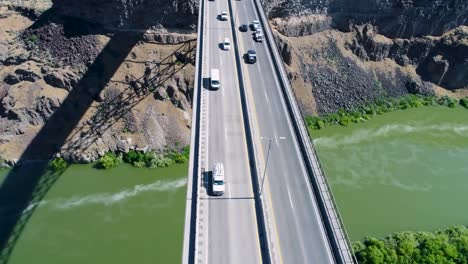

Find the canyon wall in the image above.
[
  {"left": 263, "top": 0, "right": 468, "bottom": 38},
  {"left": 51, "top": 0, "right": 198, "bottom": 30}
]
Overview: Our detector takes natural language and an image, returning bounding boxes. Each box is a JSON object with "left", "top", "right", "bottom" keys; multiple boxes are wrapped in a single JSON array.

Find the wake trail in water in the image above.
[
  {"left": 23, "top": 178, "right": 187, "bottom": 213},
  {"left": 314, "top": 123, "right": 468, "bottom": 148}
]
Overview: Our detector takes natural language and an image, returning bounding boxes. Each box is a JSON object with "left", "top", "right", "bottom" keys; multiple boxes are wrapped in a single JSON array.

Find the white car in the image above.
[
  {"left": 254, "top": 31, "right": 263, "bottom": 42},
  {"left": 212, "top": 162, "right": 225, "bottom": 196},
  {"left": 251, "top": 20, "right": 260, "bottom": 31},
  {"left": 222, "top": 38, "right": 231, "bottom": 50},
  {"left": 220, "top": 11, "right": 229, "bottom": 21}
]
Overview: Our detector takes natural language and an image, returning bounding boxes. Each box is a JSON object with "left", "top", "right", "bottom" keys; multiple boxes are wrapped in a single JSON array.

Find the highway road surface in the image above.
[
  {"left": 199, "top": 0, "right": 262, "bottom": 263},
  {"left": 231, "top": 0, "right": 336, "bottom": 262}
]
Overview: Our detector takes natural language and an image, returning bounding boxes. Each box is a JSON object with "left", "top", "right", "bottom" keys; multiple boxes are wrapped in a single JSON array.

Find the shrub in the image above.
[
  {"left": 121, "top": 148, "right": 189, "bottom": 168},
  {"left": 133, "top": 161, "right": 146, "bottom": 168},
  {"left": 147, "top": 154, "right": 175, "bottom": 168},
  {"left": 354, "top": 226, "right": 468, "bottom": 264},
  {"left": 29, "top": 35, "right": 39, "bottom": 44},
  {"left": 96, "top": 152, "right": 122, "bottom": 169},
  {"left": 460, "top": 97, "right": 468, "bottom": 109},
  {"left": 166, "top": 151, "right": 188, "bottom": 164},
  {"left": 123, "top": 150, "right": 145, "bottom": 165},
  {"left": 338, "top": 115, "right": 351, "bottom": 126},
  {"left": 437, "top": 96, "right": 457, "bottom": 107},
  {"left": 182, "top": 146, "right": 190, "bottom": 158},
  {"left": 48, "top": 157, "right": 67, "bottom": 171}
]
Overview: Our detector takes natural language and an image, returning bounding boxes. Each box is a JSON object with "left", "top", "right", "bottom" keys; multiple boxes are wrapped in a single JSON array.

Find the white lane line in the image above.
[
  {"left": 263, "top": 88, "right": 269, "bottom": 104},
  {"left": 287, "top": 189, "right": 295, "bottom": 210}
]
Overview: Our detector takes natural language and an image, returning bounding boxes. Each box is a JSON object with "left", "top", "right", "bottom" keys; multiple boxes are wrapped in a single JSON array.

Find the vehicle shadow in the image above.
[{"left": 202, "top": 77, "right": 212, "bottom": 91}]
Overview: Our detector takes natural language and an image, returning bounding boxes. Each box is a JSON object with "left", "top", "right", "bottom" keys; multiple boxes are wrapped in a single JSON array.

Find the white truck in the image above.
[
  {"left": 210, "top": 68, "right": 220, "bottom": 89},
  {"left": 212, "top": 162, "right": 225, "bottom": 196}
]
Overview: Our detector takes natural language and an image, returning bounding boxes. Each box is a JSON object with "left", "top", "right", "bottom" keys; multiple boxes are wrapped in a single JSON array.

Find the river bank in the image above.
[
  {"left": 0, "top": 163, "right": 188, "bottom": 264},
  {"left": 306, "top": 95, "right": 468, "bottom": 131}
]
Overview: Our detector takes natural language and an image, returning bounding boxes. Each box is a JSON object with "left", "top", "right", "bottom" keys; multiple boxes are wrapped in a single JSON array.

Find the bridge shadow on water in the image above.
[{"left": 0, "top": 10, "right": 147, "bottom": 262}]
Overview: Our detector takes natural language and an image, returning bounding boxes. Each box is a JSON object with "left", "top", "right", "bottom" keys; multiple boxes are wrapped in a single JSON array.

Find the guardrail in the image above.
[
  {"left": 181, "top": 0, "right": 205, "bottom": 262},
  {"left": 250, "top": 0, "right": 357, "bottom": 263}
]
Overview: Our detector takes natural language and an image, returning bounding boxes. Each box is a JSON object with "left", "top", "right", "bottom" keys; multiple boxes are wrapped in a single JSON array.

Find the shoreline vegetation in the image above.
[
  {"left": 47, "top": 146, "right": 190, "bottom": 171},
  {"left": 306, "top": 95, "right": 468, "bottom": 131},
  {"left": 353, "top": 226, "right": 468, "bottom": 264}
]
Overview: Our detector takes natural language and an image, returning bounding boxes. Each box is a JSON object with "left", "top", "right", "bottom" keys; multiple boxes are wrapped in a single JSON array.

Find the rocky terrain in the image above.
[
  {"left": 264, "top": 0, "right": 468, "bottom": 115},
  {"left": 1, "top": 0, "right": 467, "bottom": 164},
  {"left": 51, "top": 0, "right": 198, "bottom": 30},
  {"left": 0, "top": 2, "right": 196, "bottom": 164}
]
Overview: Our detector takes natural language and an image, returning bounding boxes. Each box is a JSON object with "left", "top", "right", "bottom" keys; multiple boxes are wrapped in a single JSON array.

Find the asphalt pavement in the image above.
[
  {"left": 231, "top": 0, "right": 336, "bottom": 262},
  {"left": 200, "top": 0, "right": 262, "bottom": 263}
]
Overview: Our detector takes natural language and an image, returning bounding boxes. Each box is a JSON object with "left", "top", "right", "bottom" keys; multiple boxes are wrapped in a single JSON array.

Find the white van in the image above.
[
  {"left": 223, "top": 38, "right": 231, "bottom": 50},
  {"left": 210, "top": 68, "right": 220, "bottom": 89},
  {"left": 212, "top": 162, "right": 225, "bottom": 196}
]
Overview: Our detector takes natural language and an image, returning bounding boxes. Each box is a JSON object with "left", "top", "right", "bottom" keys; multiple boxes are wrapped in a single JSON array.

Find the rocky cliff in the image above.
[
  {"left": 349, "top": 24, "right": 468, "bottom": 90},
  {"left": 264, "top": 0, "right": 468, "bottom": 115},
  {"left": 263, "top": 0, "right": 468, "bottom": 38},
  {"left": 51, "top": 0, "right": 198, "bottom": 30},
  {"left": 0, "top": 3, "right": 196, "bottom": 164}
]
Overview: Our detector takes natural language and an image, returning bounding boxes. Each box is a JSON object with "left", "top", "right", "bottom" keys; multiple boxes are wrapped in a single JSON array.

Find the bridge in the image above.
[{"left": 182, "top": 0, "right": 356, "bottom": 263}]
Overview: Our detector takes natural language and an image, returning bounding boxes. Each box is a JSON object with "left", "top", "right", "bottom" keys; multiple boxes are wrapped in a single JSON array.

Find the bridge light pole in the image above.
[{"left": 259, "top": 137, "right": 272, "bottom": 196}]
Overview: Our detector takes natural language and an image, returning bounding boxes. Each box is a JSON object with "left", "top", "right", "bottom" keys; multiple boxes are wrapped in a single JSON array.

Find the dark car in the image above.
[
  {"left": 246, "top": 50, "right": 257, "bottom": 64},
  {"left": 239, "top": 24, "right": 248, "bottom": 32}
]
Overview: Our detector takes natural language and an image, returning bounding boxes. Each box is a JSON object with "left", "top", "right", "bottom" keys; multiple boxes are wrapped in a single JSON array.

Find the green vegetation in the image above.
[
  {"left": 29, "top": 35, "right": 39, "bottom": 44},
  {"left": 460, "top": 97, "right": 468, "bottom": 109},
  {"left": 306, "top": 95, "right": 467, "bottom": 131},
  {"left": 96, "top": 147, "right": 190, "bottom": 170},
  {"left": 48, "top": 157, "right": 68, "bottom": 171},
  {"left": 175, "top": 59, "right": 184, "bottom": 66},
  {"left": 353, "top": 226, "right": 468, "bottom": 264},
  {"left": 96, "top": 152, "right": 123, "bottom": 169}
]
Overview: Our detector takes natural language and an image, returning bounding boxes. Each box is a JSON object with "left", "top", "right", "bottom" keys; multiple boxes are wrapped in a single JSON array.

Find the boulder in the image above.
[
  {"left": 14, "top": 68, "right": 41, "bottom": 82},
  {"left": 4, "top": 74, "right": 20, "bottom": 85},
  {"left": 43, "top": 69, "right": 79, "bottom": 91}
]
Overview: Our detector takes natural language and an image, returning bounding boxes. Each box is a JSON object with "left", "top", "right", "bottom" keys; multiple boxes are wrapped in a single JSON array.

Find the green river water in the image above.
[
  {"left": 1, "top": 106, "right": 467, "bottom": 262},
  {"left": 0, "top": 163, "right": 187, "bottom": 264},
  {"left": 311, "top": 106, "right": 468, "bottom": 241}
]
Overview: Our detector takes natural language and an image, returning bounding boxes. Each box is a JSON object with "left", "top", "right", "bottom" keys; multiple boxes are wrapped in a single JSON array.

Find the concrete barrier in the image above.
[
  {"left": 181, "top": 0, "right": 205, "bottom": 262},
  {"left": 226, "top": 0, "right": 273, "bottom": 262}
]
